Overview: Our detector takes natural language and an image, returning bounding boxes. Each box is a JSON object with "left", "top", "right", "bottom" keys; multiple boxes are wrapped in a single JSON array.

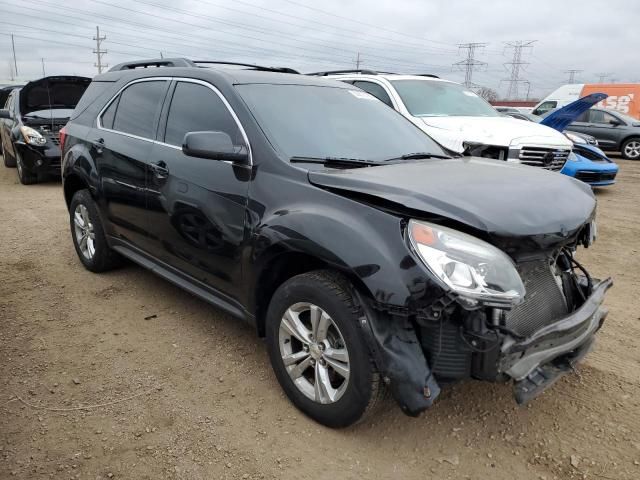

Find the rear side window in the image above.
[
  {"left": 353, "top": 81, "right": 393, "bottom": 108},
  {"left": 110, "top": 80, "right": 167, "bottom": 139},
  {"left": 164, "top": 82, "right": 242, "bottom": 147},
  {"left": 574, "top": 111, "right": 590, "bottom": 123}
]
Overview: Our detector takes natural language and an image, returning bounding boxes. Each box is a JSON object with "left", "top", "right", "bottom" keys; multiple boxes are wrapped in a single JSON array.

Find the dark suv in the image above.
[
  {"left": 0, "top": 76, "right": 90, "bottom": 183},
  {"left": 61, "top": 58, "right": 611, "bottom": 428}
]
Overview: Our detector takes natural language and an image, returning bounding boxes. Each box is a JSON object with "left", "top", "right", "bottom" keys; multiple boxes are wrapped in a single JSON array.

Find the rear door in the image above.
[
  {"left": 144, "top": 79, "right": 250, "bottom": 301},
  {"left": 93, "top": 78, "right": 170, "bottom": 250}
]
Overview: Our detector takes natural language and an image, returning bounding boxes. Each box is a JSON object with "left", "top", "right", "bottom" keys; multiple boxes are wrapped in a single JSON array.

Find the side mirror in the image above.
[
  {"left": 609, "top": 119, "right": 622, "bottom": 127},
  {"left": 0, "top": 109, "right": 10, "bottom": 119},
  {"left": 182, "top": 131, "right": 249, "bottom": 163}
]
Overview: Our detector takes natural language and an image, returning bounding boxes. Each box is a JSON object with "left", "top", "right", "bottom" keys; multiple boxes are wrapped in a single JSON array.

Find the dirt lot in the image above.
[{"left": 1, "top": 157, "right": 639, "bottom": 480}]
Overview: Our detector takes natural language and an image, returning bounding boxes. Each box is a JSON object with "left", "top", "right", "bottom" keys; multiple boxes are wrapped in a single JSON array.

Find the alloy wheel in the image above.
[
  {"left": 278, "top": 302, "right": 350, "bottom": 404},
  {"left": 73, "top": 204, "right": 96, "bottom": 260},
  {"left": 624, "top": 140, "right": 640, "bottom": 159}
]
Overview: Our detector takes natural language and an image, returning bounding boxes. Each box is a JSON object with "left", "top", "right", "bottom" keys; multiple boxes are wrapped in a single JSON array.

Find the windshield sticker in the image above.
[
  {"left": 462, "top": 90, "right": 478, "bottom": 97},
  {"left": 349, "top": 90, "right": 375, "bottom": 100}
]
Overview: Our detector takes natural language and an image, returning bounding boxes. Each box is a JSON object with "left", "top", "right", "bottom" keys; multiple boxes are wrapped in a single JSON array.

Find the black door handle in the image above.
[
  {"left": 92, "top": 138, "right": 104, "bottom": 153},
  {"left": 150, "top": 161, "right": 169, "bottom": 178}
]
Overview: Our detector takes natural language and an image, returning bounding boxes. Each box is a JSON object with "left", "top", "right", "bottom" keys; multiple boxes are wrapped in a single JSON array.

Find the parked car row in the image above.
[{"left": 1, "top": 58, "right": 612, "bottom": 428}]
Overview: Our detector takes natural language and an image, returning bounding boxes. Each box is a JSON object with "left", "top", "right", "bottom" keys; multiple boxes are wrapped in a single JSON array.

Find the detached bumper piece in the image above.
[{"left": 502, "top": 278, "right": 612, "bottom": 402}]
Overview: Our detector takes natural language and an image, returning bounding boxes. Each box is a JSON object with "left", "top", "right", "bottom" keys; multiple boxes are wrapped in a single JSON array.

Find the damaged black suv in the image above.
[{"left": 61, "top": 58, "right": 611, "bottom": 428}]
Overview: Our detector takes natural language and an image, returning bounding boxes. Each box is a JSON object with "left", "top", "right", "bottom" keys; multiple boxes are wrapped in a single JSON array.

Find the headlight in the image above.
[
  {"left": 567, "top": 151, "right": 580, "bottom": 162},
  {"left": 407, "top": 220, "right": 525, "bottom": 306},
  {"left": 20, "top": 126, "right": 47, "bottom": 146},
  {"left": 565, "top": 132, "right": 587, "bottom": 145}
]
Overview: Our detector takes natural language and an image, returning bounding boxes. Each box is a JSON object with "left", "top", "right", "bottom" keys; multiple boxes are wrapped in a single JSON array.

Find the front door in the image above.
[{"left": 144, "top": 79, "right": 250, "bottom": 302}]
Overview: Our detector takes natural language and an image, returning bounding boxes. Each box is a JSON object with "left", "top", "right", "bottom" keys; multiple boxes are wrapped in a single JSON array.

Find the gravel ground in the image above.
[{"left": 1, "top": 156, "right": 639, "bottom": 480}]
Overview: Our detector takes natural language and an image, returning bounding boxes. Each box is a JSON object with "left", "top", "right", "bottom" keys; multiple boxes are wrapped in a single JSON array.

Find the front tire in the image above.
[
  {"left": 621, "top": 137, "right": 640, "bottom": 160},
  {"left": 16, "top": 149, "right": 37, "bottom": 184},
  {"left": 3, "top": 140, "right": 16, "bottom": 168},
  {"left": 265, "top": 270, "right": 384, "bottom": 428},
  {"left": 69, "top": 189, "right": 121, "bottom": 272}
]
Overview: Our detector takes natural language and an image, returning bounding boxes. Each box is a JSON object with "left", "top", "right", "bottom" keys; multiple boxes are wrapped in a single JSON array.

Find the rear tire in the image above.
[
  {"left": 265, "top": 270, "right": 384, "bottom": 428},
  {"left": 69, "top": 189, "right": 121, "bottom": 272},
  {"left": 16, "top": 150, "right": 37, "bottom": 184},
  {"left": 621, "top": 137, "right": 640, "bottom": 160}
]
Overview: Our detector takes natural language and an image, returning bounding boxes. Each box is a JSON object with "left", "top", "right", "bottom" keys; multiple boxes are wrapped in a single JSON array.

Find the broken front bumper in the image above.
[{"left": 500, "top": 277, "right": 613, "bottom": 403}]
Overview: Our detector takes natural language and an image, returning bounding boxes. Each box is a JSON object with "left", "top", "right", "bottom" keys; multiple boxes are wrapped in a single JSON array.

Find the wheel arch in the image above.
[{"left": 251, "top": 248, "right": 373, "bottom": 337}]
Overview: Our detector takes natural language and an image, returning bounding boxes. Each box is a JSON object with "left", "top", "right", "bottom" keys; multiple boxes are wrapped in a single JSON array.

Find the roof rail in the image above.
[
  {"left": 108, "top": 58, "right": 298, "bottom": 74},
  {"left": 108, "top": 58, "right": 196, "bottom": 71},
  {"left": 416, "top": 73, "right": 440, "bottom": 78},
  {"left": 307, "top": 69, "right": 380, "bottom": 76},
  {"left": 193, "top": 61, "right": 299, "bottom": 74}
]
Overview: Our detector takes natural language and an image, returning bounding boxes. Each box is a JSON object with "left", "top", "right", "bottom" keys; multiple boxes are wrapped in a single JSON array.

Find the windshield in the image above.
[
  {"left": 615, "top": 111, "right": 640, "bottom": 125},
  {"left": 390, "top": 79, "right": 500, "bottom": 117},
  {"left": 236, "top": 84, "right": 445, "bottom": 161}
]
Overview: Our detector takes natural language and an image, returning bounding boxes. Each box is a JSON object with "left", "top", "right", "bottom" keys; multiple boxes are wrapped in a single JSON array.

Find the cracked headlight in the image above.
[
  {"left": 408, "top": 220, "right": 525, "bottom": 306},
  {"left": 20, "top": 126, "right": 47, "bottom": 146}
]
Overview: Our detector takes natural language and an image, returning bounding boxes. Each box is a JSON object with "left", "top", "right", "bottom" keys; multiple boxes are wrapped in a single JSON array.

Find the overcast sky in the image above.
[{"left": 1, "top": 0, "right": 638, "bottom": 99}]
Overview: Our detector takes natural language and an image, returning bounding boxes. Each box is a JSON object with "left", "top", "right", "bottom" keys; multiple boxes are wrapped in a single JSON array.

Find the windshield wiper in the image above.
[
  {"left": 386, "top": 152, "right": 452, "bottom": 161},
  {"left": 290, "top": 156, "right": 386, "bottom": 167}
]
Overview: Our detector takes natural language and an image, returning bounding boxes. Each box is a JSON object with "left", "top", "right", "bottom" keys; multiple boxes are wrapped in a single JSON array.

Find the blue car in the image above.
[
  {"left": 562, "top": 143, "right": 619, "bottom": 186},
  {"left": 540, "top": 93, "right": 619, "bottom": 186}
]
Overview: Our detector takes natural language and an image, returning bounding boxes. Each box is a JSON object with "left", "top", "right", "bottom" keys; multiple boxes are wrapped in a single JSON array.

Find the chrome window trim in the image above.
[{"left": 96, "top": 76, "right": 253, "bottom": 166}]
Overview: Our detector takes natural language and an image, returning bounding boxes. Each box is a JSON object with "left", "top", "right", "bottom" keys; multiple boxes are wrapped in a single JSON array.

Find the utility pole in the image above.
[
  {"left": 11, "top": 34, "right": 18, "bottom": 78},
  {"left": 41, "top": 58, "right": 45, "bottom": 76},
  {"left": 565, "top": 69, "right": 582, "bottom": 84},
  {"left": 454, "top": 42, "right": 488, "bottom": 89},
  {"left": 501, "top": 40, "right": 536, "bottom": 100},
  {"left": 596, "top": 72, "right": 611, "bottom": 83},
  {"left": 93, "top": 26, "right": 108, "bottom": 74},
  {"left": 355, "top": 52, "right": 361, "bottom": 70}
]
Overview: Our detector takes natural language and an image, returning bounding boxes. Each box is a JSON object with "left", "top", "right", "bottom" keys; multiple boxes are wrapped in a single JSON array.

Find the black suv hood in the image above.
[
  {"left": 308, "top": 158, "right": 595, "bottom": 237},
  {"left": 19, "top": 76, "right": 91, "bottom": 116}
]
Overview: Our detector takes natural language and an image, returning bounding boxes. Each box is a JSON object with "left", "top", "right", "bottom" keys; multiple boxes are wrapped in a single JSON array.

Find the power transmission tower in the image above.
[
  {"left": 502, "top": 40, "right": 536, "bottom": 100},
  {"left": 454, "top": 42, "right": 488, "bottom": 88},
  {"left": 596, "top": 72, "right": 611, "bottom": 83},
  {"left": 93, "top": 26, "right": 108, "bottom": 73},
  {"left": 355, "top": 52, "right": 361, "bottom": 70},
  {"left": 11, "top": 34, "right": 18, "bottom": 78},
  {"left": 565, "top": 69, "right": 582, "bottom": 84},
  {"left": 41, "top": 58, "right": 45, "bottom": 76}
]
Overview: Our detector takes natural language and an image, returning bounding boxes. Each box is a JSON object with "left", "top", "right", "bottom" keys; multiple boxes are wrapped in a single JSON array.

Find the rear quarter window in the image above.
[{"left": 70, "top": 81, "right": 117, "bottom": 121}]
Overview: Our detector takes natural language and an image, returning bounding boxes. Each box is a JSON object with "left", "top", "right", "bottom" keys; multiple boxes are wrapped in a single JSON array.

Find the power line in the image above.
[
  {"left": 502, "top": 40, "right": 536, "bottom": 100},
  {"left": 454, "top": 42, "right": 487, "bottom": 88},
  {"left": 565, "top": 69, "right": 582, "bottom": 84},
  {"left": 93, "top": 26, "right": 107, "bottom": 73}
]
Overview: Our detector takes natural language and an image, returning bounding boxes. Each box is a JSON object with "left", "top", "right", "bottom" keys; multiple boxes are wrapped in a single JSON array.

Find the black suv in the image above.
[
  {"left": 61, "top": 58, "right": 611, "bottom": 428},
  {"left": 0, "top": 76, "right": 90, "bottom": 184}
]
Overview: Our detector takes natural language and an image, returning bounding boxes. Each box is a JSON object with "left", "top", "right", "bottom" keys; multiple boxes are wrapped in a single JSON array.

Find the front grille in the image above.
[
  {"left": 503, "top": 260, "right": 568, "bottom": 337},
  {"left": 48, "top": 136, "right": 60, "bottom": 146},
  {"left": 575, "top": 171, "right": 616, "bottom": 183},
  {"left": 518, "top": 146, "right": 570, "bottom": 171}
]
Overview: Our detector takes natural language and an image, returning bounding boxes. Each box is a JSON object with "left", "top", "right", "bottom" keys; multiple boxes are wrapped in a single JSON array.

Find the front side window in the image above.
[
  {"left": 589, "top": 110, "right": 621, "bottom": 125},
  {"left": 352, "top": 81, "right": 393, "bottom": 108},
  {"left": 110, "top": 80, "right": 167, "bottom": 139},
  {"left": 236, "top": 84, "right": 445, "bottom": 161},
  {"left": 164, "top": 82, "right": 242, "bottom": 147},
  {"left": 533, "top": 101, "right": 557, "bottom": 116},
  {"left": 390, "top": 79, "right": 499, "bottom": 117}
]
